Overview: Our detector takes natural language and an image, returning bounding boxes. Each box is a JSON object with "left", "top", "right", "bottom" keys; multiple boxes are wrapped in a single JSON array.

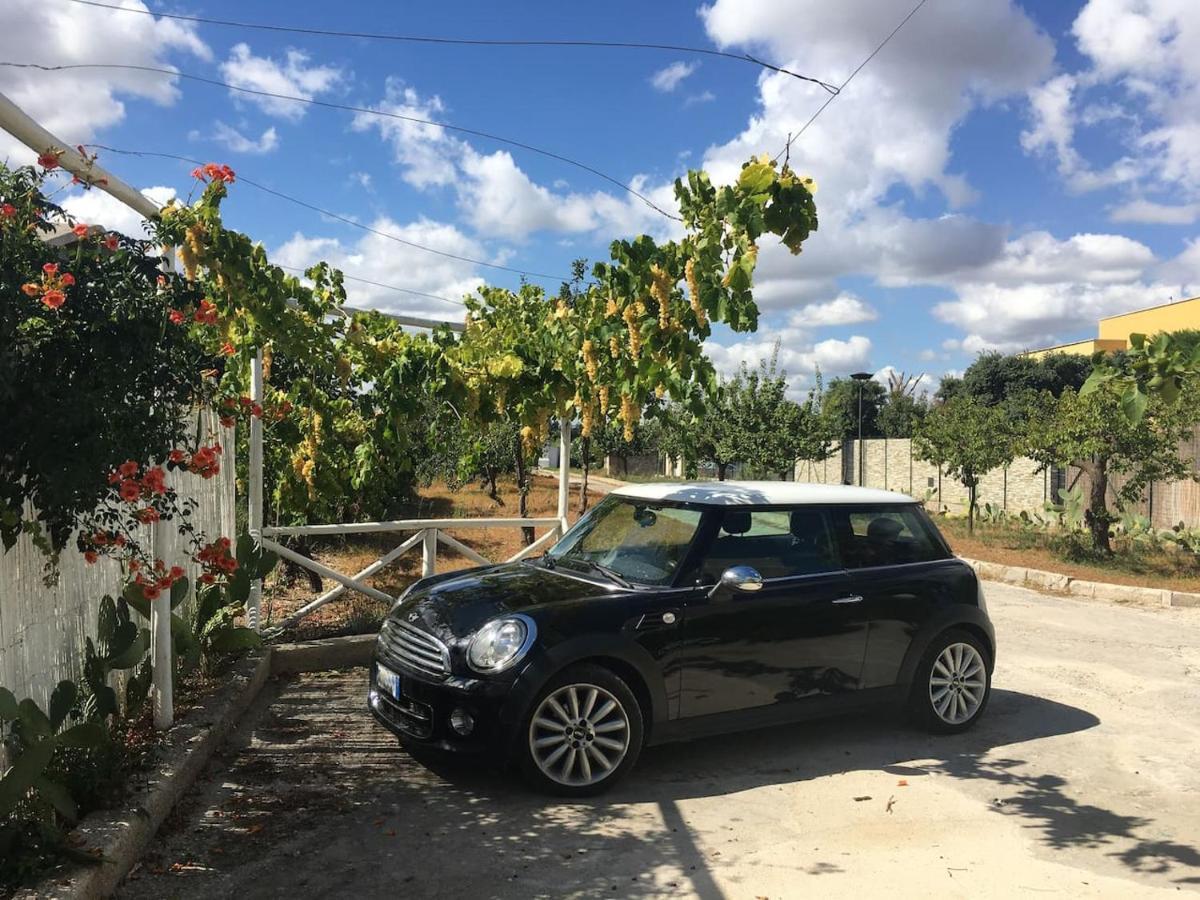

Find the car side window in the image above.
[
  {"left": 829, "top": 505, "right": 944, "bottom": 569},
  {"left": 700, "top": 508, "right": 839, "bottom": 582}
]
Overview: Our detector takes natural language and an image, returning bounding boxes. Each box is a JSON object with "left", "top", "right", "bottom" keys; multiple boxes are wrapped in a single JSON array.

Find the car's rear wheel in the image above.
[
  {"left": 910, "top": 629, "right": 991, "bottom": 733},
  {"left": 520, "top": 664, "right": 643, "bottom": 796}
]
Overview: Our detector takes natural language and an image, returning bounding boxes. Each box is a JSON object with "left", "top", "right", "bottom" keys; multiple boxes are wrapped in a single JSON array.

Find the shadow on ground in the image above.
[{"left": 118, "top": 675, "right": 1198, "bottom": 899}]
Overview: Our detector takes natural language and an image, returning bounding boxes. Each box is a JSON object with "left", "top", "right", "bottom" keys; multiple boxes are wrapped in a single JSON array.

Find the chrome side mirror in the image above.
[{"left": 710, "top": 565, "right": 764, "bottom": 597}]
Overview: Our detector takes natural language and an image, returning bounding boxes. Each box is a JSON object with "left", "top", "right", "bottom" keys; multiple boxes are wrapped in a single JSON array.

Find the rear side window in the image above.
[
  {"left": 700, "top": 508, "right": 839, "bottom": 581},
  {"left": 829, "top": 505, "right": 945, "bottom": 569}
]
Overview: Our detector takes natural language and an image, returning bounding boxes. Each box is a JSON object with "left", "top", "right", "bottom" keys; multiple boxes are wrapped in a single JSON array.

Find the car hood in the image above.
[{"left": 390, "top": 561, "right": 619, "bottom": 643}]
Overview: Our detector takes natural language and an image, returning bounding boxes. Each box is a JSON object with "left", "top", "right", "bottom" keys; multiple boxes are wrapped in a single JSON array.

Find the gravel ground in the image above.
[{"left": 118, "top": 582, "right": 1200, "bottom": 899}]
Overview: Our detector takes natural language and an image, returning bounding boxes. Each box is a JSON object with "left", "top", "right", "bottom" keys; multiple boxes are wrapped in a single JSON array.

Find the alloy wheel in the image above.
[
  {"left": 529, "top": 683, "right": 630, "bottom": 788},
  {"left": 928, "top": 642, "right": 986, "bottom": 725}
]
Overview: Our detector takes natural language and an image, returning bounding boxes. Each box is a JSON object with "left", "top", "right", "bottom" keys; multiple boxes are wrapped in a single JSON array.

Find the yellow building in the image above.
[{"left": 1024, "top": 295, "right": 1200, "bottom": 359}]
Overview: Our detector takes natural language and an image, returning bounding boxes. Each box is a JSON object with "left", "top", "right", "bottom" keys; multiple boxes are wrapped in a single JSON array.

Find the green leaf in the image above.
[
  {"left": 227, "top": 566, "right": 251, "bottom": 606},
  {"left": 17, "top": 698, "right": 52, "bottom": 740},
  {"left": 107, "top": 627, "right": 150, "bottom": 670},
  {"left": 207, "top": 626, "right": 263, "bottom": 655},
  {"left": 1079, "top": 369, "right": 1109, "bottom": 396},
  {"left": 1120, "top": 385, "right": 1148, "bottom": 423},
  {"left": 737, "top": 161, "right": 775, "bottom": 194},
  {"left": 49, "top": 681, "right": 77, "bottom": 732},
  {"left": 170, "top": 575, "right": 190, "bottom": 610},
  {"left": 34, "top": 775, "right": 78, "bottom": 822},
  {"left": 58, "top": 720, "right": 109, "bottom": 750},
  {"left": 0, "top": 687, "right": 17, "bottom": 722},
  {"left": 122, "top": 582, "right": 150, "bottom": 620},
  {"left": 0, "top": 739, "right": 55, "bottom": 817},
  {"left": 255, "top": 549, "right": 279, "bottom": 580},
  {"left": 125, "top": 659, "right": 152, "bottom": 718}
]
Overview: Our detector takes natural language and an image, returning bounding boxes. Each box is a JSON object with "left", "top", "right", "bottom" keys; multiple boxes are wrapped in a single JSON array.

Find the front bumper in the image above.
[{"left": 367, "top": 658, "right": 518, "bottom": 754}]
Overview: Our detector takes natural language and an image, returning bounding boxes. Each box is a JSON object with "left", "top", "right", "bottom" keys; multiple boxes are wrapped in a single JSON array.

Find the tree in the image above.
[
  {"left": 913, "top": 396, "right": 1018, "bottom": 534},
  {"left": 878, "top": 370, "right": 928, "bottom": 438},
  {"left": 822, "top": 377, "right": 885, "bottom": 438},
  {"left": 960, "top": 351, "right": 1089, "bottom": 406},
  {"left": 1023, "top": 387, "right": 1199, "bottom": 554}
]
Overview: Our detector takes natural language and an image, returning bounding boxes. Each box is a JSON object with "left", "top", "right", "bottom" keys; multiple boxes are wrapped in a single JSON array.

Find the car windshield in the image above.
[{"left": 545, "top": 496, "right": 703, "bottom": 586}]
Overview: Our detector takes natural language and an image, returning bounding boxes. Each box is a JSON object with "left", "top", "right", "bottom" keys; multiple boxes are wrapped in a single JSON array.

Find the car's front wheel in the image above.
[
  {"left": 519, "top": 664, "right": 644, "bottom": 796},
  {"left": 911, "top": 629, "right": 991, "bottom": 733}
]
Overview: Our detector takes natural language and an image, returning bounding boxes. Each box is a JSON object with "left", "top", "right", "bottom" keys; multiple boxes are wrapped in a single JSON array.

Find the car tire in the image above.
[
  {"left": 518, "top": 663, "right": 644, "bottom": 797},
  {"left": 909, "top": 629, "right": 991, "bottom": 734}
]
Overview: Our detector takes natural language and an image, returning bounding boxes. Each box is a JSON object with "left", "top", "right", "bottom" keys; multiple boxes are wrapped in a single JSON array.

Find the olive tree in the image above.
[
  {"left": 913, "top": 396, "right": 1018, "bottom": 534},
  {"left": 1023, "top": 387, "right": 1199, "bottom": 554}
]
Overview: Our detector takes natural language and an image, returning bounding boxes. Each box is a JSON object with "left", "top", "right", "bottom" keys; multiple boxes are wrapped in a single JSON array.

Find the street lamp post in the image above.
[{"left": 851, "top": 372, "right": 874, "bottom": 486}]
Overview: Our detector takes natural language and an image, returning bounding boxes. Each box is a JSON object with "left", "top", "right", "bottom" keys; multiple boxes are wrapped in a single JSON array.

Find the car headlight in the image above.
[{"left": 467, "top": 615, "right": 535, "bottom": 674}]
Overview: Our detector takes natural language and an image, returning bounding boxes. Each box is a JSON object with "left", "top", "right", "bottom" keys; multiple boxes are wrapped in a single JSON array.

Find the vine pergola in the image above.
[{"left": 0, "top": 85, "right": 817, "bottom": 729}]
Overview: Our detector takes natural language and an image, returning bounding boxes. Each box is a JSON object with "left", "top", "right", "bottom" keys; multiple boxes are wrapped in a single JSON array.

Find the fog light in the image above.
[{"left": 449, "top": 708, "right": 475, "bottom": 736}]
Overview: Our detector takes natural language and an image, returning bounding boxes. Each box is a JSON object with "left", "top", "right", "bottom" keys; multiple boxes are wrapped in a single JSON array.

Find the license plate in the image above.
[{"left": 376, "top": 664, "right": 402, "bottom": 701}]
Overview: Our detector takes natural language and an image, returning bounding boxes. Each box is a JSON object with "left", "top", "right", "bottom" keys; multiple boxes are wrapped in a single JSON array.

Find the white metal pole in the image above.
[
  {"left": 422, "top": 528, "right": 437, "bottom": 577},
  {"left": 149, "top": 248, "right": 179, "bottom": 731},
  {"left": 557, "top": 417, "right": 571, "bottom": 535},
  {"left": 0, "top": 91, "right": 161, "bottom": 219},
  {"left": 247, "top": 348, "right": 264, "bottom": 631},
  {"left": 149, "top": 519, "right": 174, "bottom": 730}
]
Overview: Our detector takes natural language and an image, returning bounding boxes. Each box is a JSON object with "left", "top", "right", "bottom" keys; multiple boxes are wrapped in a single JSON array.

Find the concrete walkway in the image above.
[{"left": 119, "top": 583, "right": 1200, "bottom": 899}]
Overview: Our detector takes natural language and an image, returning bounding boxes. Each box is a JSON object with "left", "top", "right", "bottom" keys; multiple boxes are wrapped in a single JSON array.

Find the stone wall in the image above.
[{"left": 794, "top": 438, "right": 1052, "bottom": 517}]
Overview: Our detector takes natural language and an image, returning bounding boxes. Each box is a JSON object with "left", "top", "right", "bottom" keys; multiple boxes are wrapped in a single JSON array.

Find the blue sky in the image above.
[{"left": 4, "top": 0, "right": 1198, "bottom": 397}]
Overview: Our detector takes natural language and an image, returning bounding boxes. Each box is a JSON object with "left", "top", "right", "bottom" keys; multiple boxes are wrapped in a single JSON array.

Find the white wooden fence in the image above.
[{"left": 0, "top": 412, "right": 236, "bottom": 713}]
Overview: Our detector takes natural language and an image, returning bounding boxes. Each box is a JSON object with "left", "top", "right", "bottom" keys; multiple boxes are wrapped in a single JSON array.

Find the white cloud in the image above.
[
  {"left": 219, "top": 43, "right": 342, "bottom": 121},
  {"left": 699, "top": 0, "right": 1053, "bottom": 205},
  {"left": 0, "top": 0, "right": 209, "bottom": 163},
  {"left": 706, "top": 326, "right": 872, "bottom": 398},
  {"left": 1109, "top": 199, "right": 1200, "bottom": 225},
  {"left": 60, "top": 186, "right": 176, "bottom": 239},
  {"left": 926, "top": 228, "right": 1182, "bottom": 351},
  {"left": 352, "top": 81, "right": 459, "bottom": 188},
  {"left": 1021, "top": 0, "right": 1200, "bottom": 202},
  {"left": 650, "top": 61, "right": 698, "bottom": 93},
  {"left": 787, "top": 293, "right": 877, "bottom": 328},
  {"left": 273, "top": 217, "right": 486, "bottom": 321},
  {"left": 211, "top": 122, "right": 279, "bottom": 155},
  {"left": 356, "top": 81, "right": 680, "bottom": 240},
  {"left": 684, "top": 91, "right": 717, "bottom": 107}
]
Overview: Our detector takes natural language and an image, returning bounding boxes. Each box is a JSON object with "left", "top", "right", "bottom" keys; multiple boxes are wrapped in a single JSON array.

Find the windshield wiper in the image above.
[{"left": 565, "top": 558, "right": 634, "bottom": 589}]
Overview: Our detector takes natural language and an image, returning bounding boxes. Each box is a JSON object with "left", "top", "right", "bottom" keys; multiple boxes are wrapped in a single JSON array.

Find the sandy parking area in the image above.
[{"left": 119, "top": 582, "right": 1200, "bottom": 899}]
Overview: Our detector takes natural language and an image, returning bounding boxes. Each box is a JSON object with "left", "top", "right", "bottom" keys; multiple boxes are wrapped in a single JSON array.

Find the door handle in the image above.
[{"left": 832, "top": 595, "right": 864, "bottom": 605}]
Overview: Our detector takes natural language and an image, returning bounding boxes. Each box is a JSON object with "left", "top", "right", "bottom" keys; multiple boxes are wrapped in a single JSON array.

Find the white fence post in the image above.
[
  {"left": 148, "top": 248, "right": 178, "bottom": 730},
  {"left": 150, "top": 519, "right": 174, "bottom": 729},
  {"left": 422, "top": 528, "right": 437, "bottom": 577},
  {"left": 247, "top": 347, "right": 264, "bottom": 631},
  {"left": 557, "top": 417, "right": 571, "bottom": 536}
]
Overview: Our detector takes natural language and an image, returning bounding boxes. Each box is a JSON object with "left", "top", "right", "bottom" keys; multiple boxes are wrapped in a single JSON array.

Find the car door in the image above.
[
  {"left": 828, "top": 504, "right": 962, "bottom": 689},
  {"left": 677, "top": 507, "right": 870, "bottom": 720}
]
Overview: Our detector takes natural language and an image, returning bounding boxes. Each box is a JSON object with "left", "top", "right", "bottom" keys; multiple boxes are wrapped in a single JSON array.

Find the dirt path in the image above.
[{"left": 119, "top": 584, "right": 1200, "bottom": 899}]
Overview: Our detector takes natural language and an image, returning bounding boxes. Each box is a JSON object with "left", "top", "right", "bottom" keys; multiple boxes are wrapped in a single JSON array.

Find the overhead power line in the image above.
[
  {"left": 2, "top": 61, "right": 682, "bottom": 221},
  {"left": 62, "top": 0, "right": 839, "bottom": 94},
  {"left": 83, "top": 144, "right": 569, "bottom": 286},
  {"left": 776, "top": 0, "right": 930, "bottom": 163},
  {"left": 275, "top": 263, "right": 468, "bottom": 310}
]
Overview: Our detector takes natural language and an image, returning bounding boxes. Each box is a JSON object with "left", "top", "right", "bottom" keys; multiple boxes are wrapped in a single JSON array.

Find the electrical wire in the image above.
[
  {"left": 61, "top": 0, "right": 839, "bottom": 94},
  {"left": 2, "top": 61, "right": 682, "bottom": 221},
  {"left": 83, "top": 144, "right": 569, "bottom": 285},
  {"left": 775, "top": 0, "right": 930, "bottom": 163},
  {"left": 274, "top": 263, "right": 468, "bottom": 309}
]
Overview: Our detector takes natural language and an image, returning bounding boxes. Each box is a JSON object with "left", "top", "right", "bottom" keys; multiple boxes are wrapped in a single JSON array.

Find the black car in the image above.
[{"left": 369, "top": 482, "right": 995, "bottom": 795}]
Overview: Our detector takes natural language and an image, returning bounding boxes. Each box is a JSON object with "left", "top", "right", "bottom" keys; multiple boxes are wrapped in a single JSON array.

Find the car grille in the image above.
[{"left": 378, "top": 619, "right": 450, "bottom": 679}]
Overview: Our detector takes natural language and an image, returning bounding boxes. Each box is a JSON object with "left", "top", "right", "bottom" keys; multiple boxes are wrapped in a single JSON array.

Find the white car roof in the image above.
[{"left": 610, "top": 480, "right": 916, "bottom": 507}]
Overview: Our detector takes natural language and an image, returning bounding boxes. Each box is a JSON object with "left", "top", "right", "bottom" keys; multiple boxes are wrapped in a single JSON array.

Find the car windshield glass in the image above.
[{"left": 546, "top": 497, "right": 703, "bottom": 586}]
